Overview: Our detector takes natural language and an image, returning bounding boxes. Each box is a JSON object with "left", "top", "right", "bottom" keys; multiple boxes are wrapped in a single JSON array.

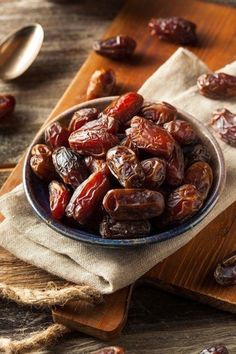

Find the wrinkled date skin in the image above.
[
  {"left": 184, "top": 161, "right": 213, "bottom": 200},
  {"left": 140, "top": 101, "right": 177, "bottom": 125},
  {"left": 68, "top": 108, "right": 99, "bottom": 133},
  {"left": 69, "top": 127, "right": 119, "bottom": 158},
  {"left": 163, "top": 119, "right": 197, "bottom": 145},
  {"left": 45, "top": 121, "right": 69, "bottom": 150},
  {"left": 103, "top": 188, "right": 165, "bottom": 221},
  {"left": 120, "top": 136, "right": 139, "bottom": 155},
  {"left": 49, "top": 180, "right": 71, "bottom": 220},
  {"left": 100, "top": 217, "right": 151, "bottom": 239},
  {"left": 185, "top": 143, "right": 211, "bottom": 166},
  {"left": 166, "top": 184, "right": 203, "bottom": 223},
  {"left": 103, "top": 92, "right": 144, "bottom": 124},
  {"left": 0, "top": 94, "right": 15, "bottom": 119},
  {"left": 52, "top": 147, "right": 89, "bottom": 189},
  {"left": 106, "top": 145, "right": 145, "bottom": 188},
  {"left": 85, "top": 156, "right": 110, "bottom": 175},
  {"left": 199, "top": 345, "right": 229, "bottom": 354},
  {"left": 127, "top": 116, "right": 175, "bottom": 159},
  {"left": 93, "top": 347, "right": 125, "bottom": 354},
  {"left": 93, "top": 35, "right": 136, "bottom": 60},
  {"left": 79, "top": 115, "right": 119, "bottom": 135},
  {"left": 30, "top": 144, "right": 55, "bottom": 181},
  {"left": 166, "top": 143, "right": 184, "bottom": 186},
  {"left": 141, "top": 158, "right": 166, "bottom": 189},
  {"left": 86, "top": 68, "right": 116, "bottom": 100},
  {"left": 214, "top": 251, "right": 236, "bottom": 286},
  {"left": 211, "top": 108, "right": 236, "bottom": 146},
  {"left": 197, "top": 72, "right": 236, "bottom": 99},
  {"left": 66, "top": 171, "right": 110, "bottom": 225},
  {"left": 148, "top": 17, "right": 197, "bottom": 45}
]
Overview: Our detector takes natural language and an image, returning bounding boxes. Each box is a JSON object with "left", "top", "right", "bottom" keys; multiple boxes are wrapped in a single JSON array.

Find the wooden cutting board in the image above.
[{"left": 1, "top": 0, "right": 236, "bottom": 340}]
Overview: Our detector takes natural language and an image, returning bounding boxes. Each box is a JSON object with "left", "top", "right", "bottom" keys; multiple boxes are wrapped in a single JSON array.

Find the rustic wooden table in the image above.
[{"left": 1, "top": 0, "right": 236, "bottom": 353}]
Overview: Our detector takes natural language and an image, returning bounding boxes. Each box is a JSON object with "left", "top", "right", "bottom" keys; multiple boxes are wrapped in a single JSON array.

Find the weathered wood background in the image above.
[{"left": 1, "top": 0, "right": 236, "bottom": 353}]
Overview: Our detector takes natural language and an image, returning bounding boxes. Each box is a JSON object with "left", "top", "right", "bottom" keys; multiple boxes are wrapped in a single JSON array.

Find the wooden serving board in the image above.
[{"left": 1, "top": 0, "right": 236, "bottom": 340}]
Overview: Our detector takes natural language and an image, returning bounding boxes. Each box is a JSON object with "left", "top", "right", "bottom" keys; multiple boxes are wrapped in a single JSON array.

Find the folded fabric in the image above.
[{"left": 0, "top": 48, "right": 235, "bottom": 294}]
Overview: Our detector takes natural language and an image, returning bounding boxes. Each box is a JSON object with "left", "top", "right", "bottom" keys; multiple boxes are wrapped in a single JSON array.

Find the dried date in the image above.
[
  {"left": 103, "top": 92, "right": 143, "bottom": 124},
  {"left": 184, "top": 161, "right": 213, "bottom": 200},
  {"left": 120, "top": 136, "right": 139, "bottom": 155},
  {"left": 68, "top": 108, "right": 99, "bottom": 133},
  {"left": 166, "top": 143, "right": 184, "bottom": 186},
  {"left": 66, "top": 171, "right": 110, "bottom": 225},
  {"left": 127, "top": 116, "right": 175, "bottom": 159},
  {"left": 166, "top": 184, "right": 203, "bottom": 223},
  {"left": 30, "top": 154, "right": 55, "bottom": 182},
  {"left": 86, "top": 68, "right": 116, "bottom": 100},
  {"left": 85, "top": 156, "right": 109, "bottom": 175},
  {"left": 163, "top": 119, "right": 197, "bottom": 145},
  {"left": 197, "top": 72, "right": 236, "bottom": 99},
  {"left": 140, "top": 101, "right": 177, "bottom": 125},
  {"left": 214, "top": 251, "right": 236, "bottom": 286},
  {"left": 103, "top": 188, "right": 165, "bottom": 221},
  {"left": 0, "top": 94, "right": 15, "bottom": 119},
  {"left": 80, "top": 115, "right": 119, "bottom": 134},
  {"left": 31, "top": 144, "right": 52, "bottom": 157},
  {"left": 69, "top": 127, "right": 119, "bottom": 158},
  {"left": 199, "top": 345, "right": 229, "bottom": 354},
  {"left": 49, "top": 180, "right": 71, "bottom": 219},
  {"left": 211, "top": 108, "right": 236, "bottom": 146},
  {"left": 45, "top": 121, "right": 69, "bottom": 149},
  {"left": 93, "top": 35, "right": 136, "bottom": 60},
  {"left": 100, "top": 217, "right": 151, "bottom": 239},
  {"left": 185, "top": 143, "right": 211, "bottom": 166},
  {"left": 106, "top": 145, "right": 145, "bottom": 188},
  {"left": 141, "top": 158, "right": 166, "bottom": 189},
  {"left": 52, "top": 147, "right": 89, "bottom": 189},
  {"left": 148, "top": 17, "right": 197, "bottom": 45}
]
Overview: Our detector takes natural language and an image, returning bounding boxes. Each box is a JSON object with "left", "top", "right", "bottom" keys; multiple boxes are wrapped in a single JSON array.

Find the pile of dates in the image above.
[{"left": 30, "top": 92, "right": 214, "bottom": 239}]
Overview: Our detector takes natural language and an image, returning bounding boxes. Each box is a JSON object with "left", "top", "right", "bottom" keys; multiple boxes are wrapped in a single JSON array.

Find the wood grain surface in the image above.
[{"left": 1, "top": 0, "right": 236, "bottom": 353}]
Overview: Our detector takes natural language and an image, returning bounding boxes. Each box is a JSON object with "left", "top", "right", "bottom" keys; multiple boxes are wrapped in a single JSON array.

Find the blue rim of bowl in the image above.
[{"left": 23, "top": 97, "right": 226, "bottom": 248}]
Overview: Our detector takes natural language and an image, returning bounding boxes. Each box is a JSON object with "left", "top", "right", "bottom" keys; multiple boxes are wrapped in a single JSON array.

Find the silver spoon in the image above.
[{"left": 0, "top": 24, "right": 44, "bottom": 81}]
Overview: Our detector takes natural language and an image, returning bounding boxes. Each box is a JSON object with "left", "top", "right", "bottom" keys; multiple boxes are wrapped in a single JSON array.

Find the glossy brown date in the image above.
[
  {"left": 184, "top": 161, "right": 213, "bottom": 200},
  {"left": 49, "top": 180, "right": 71, "bottom": 220},
  {"left": 163, "top": 119, "right": 197, "bottom": 145},
  {"left": 184, "top": 143, "right": 211, "bottom": 166},
  {"left": 86, "top": 68, "right": 116, "bottom": 100},
  {"left": 127, "top": 116, "right": 175, "bottom": 159},
  {"left": 30, "top": 153, "right": 55, "bottom": 182},
  {"left": 66, "top": 171, "right": 110, "bottom": 225},
  {"left": 103, "top": 188, "right": 165, "bottom": 221},
  {"left": 80, "top": 115, "right": 119, "bottom": 134},
  {"left": 45, "top": 121, "right": 69, "bottom": 149},
  {"left": 85, "top": 156, "right": 109, "bottom": 175},
  {"left": 93, "top": 35, "right": 136, "bottom": 60},
  {"left": 120, "top": 136, "right": 139, "bottom": 155},
  {"left": 100, "top": 217, "right": 151, "bottom": 239},
  {"left": 106, "top": 145, "right": 145, "bottom": 188},
  {"left": 0, "top": 94, "right": 15, "bottom": 119},
  {"left": 148, "top": 17, "right": 197, "bottom": 45},
  {"left": 211, "top": 108, "right": 236, "bottom": 146},
  {"left": 141, "top": 158, "right": 166, "bottom": 189},
  {"left": 52, "top": 147, "right": 89, "bottom": 189},
  {"left": 93, "top": 347, "right": 125, "bottom": 354},
  {"left": 31, "top": 144, "right": 52, "bottom": 157},
  {"left": 197, "top": 72, "right": 236, "bottom": 99},
  {"left": 199, "top": 345, "right": 229, "bottom": 354},
  {"left": 68, "top": 108, "right": 99, "bottom": 133},
  {"left": 214, "top": 251, "right": 236, "bottom": 286},
  {"left": 69, "top": 127, "right": 119, "bottom": 158},
  {"left": 140, "top": 101, "right": 177, "bottom": 125},
  {"left": 166, "top": 184, "right": 203, "bottom": 223},
  {"left": 103, "top": 92, "right": 144, "bottom": 124},
  {"left": 166, "top": 143, "right": 184, "bottom": 186}
]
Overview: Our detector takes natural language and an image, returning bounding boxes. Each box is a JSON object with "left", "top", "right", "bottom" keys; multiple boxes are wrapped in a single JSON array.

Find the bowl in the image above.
[{"left": 23, "top": 96, "right": 226, "bottom": 248}]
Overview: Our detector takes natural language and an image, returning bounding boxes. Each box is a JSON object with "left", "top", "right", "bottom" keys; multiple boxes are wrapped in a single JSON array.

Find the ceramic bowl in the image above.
[{"left": 23, "top": 96, "right": 226, "bottom": 248}]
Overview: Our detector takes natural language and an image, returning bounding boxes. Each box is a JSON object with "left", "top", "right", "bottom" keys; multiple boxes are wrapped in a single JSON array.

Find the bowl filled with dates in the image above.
[{"left": 23, "top": 92, "right": 225, "bottom": 247}]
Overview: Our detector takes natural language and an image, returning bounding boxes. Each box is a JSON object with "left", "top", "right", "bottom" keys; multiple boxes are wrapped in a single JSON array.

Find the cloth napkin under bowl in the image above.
[{"left": 0, "top": 48, "right": 235, "bottom": 294}]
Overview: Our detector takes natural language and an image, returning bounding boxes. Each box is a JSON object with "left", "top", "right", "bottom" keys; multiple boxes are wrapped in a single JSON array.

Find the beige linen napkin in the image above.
[{"left": 0, "top": 48, "right": 235, "bottom": 294}]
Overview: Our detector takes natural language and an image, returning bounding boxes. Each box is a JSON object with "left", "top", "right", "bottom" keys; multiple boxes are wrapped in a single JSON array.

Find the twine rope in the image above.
[{"left": 0, "top": 282, "right": 103, "bottom": 353}]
